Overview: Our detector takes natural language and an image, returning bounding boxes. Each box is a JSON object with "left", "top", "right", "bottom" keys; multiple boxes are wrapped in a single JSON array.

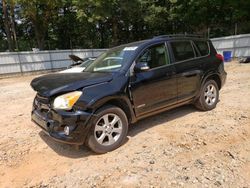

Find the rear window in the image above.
[
  {"left": 170, "top": 41, "right": 195, "bottom": 62},
  {"left": 194, "top": 41, "right": 209, "bottom": 56}
]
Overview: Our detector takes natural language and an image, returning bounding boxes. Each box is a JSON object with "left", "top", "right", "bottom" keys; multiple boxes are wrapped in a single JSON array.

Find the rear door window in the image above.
[
  {"left": 194, "top": 41, "right": 209, "bottom": 56},
  {"left": 170, "top": 41, "right": 195, "bottom": 62}
]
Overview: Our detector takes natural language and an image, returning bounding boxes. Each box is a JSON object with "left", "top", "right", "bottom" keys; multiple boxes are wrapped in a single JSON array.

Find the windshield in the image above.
[
  {"left": 79, "top": 59, "right": 95, "bottom": 68},
  {"left": 84, "top": 46, "right": 137, "bottom": 73}
]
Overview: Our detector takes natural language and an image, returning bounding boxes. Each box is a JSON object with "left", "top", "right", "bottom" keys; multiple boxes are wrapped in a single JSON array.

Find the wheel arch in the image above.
[
  {"left": 92, "top": 96, "right": 136, "bottom": 124},
  {"left": 195, "top": 72, "right": 221, "bottom": 101},
  {"left": 202, "top": 73, "right": 222, "bottom": 90}
]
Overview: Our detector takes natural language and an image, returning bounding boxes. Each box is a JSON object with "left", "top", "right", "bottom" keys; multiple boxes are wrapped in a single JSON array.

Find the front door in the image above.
[{"left": 130, "top": 43, "right": 177, "bottom": 116}]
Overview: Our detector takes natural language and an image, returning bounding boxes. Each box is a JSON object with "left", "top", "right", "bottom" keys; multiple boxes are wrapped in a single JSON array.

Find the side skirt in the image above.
[{"left": 135, "top": 99, "right": 194, "bottom": 122}]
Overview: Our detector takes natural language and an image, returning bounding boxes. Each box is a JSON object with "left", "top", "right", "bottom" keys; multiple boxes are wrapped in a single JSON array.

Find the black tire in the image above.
[
  {"left": 195, "top": 80, "right": 219, "bottom": 111},
  {"left": 86, "top": 105, "right": 128, "bottom": 154}
]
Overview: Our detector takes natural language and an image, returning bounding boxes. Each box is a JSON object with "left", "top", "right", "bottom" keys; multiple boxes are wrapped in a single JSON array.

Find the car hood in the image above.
[
  {"left": 31, "top": 72, "right": 113, "bottom": 97},
  {"left": 59, "top": 67, "right": 86, "bottom": 73}
]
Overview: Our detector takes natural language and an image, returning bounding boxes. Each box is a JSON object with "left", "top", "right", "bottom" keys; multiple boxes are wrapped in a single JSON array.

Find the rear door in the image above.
[{"left": 168, "top": 40, "right": 204, "bottom": 102}]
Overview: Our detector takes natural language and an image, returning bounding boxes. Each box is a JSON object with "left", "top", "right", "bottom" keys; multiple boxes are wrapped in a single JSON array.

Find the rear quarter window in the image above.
[
  {"left": 170, "top": 41, "right": 195, "bottom": 62},
  {"left": 194, "top": 41, "right": 209, "bottom": 56}
]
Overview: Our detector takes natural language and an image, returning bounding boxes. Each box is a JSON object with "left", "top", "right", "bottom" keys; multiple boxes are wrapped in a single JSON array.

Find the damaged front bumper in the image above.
[{"left": 31, "top": 95, "right": 93, "bottom": 145}]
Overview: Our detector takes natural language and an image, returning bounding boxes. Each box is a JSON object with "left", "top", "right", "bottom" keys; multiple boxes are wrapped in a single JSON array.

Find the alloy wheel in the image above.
[
  {"left": 94, "top": 113, "right": 123, "bottom": 146},
  {"left": 204, "top": 84, "right": 217, "bottom": 106}
]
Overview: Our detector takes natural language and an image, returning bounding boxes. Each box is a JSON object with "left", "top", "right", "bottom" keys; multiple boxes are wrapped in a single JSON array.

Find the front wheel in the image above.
[
  {"left": 195, "top": 80, "right": 219, "bottom": 111},
  {"left": 86, "top": 106, "right": 128, "bottom": 154}
]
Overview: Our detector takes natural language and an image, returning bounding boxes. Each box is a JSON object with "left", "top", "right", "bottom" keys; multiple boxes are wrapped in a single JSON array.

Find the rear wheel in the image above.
[
  {"left": 86, "top": 106, "right": 128, "bottom": 153},
  {"left": 195, "top": 80, "right": 219, "bottom": 111}
]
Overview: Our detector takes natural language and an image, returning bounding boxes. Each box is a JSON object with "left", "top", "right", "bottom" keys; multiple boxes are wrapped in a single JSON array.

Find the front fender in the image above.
[{"left": 74, "top": 75, "right": 136, "bottom": 123}]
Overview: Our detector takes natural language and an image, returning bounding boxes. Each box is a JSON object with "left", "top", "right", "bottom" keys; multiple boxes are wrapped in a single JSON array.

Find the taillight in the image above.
[{"left": 216, "top": 54, "right": 224, "bottom": 62}]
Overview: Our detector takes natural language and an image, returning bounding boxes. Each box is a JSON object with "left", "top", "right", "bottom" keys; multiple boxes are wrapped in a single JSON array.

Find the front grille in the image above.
[
  {"left": 36, "top": 94, "right": 50, "bottom": 104},
  {"left": 34, "top": 94, "right": 51, "bottom": 116}
]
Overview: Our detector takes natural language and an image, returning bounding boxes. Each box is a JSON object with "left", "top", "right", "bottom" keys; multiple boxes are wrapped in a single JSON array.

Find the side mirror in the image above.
[{"left": 134, "top": 62, "right": 150, "bottom": 72}]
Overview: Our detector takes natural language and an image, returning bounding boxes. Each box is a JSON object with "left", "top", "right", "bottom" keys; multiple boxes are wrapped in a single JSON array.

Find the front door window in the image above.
[{"left": 137, "top": 44, "right": 169, "bottom": 69}]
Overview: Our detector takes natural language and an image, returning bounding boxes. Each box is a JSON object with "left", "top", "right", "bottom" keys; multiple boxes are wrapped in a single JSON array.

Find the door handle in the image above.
[
  {"left": 166, "top": 71, "right": 176, "bottom": 77},
  {"left": 182, "top": 70, "right": 201, "bottom": 77}
]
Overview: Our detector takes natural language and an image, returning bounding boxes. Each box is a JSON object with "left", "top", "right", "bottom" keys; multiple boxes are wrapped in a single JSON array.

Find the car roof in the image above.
[{"left": 111, "top": 35, "right": 208, "bottom": 50}]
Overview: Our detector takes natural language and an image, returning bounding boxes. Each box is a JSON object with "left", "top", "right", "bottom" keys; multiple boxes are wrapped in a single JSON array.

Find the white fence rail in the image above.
[
  {"left": 0, "top": 49, "right": 107, "bottom": 75},
  {"left": 0, "top": 34, "right": 249, "bottom": 76},
  {"left": 211, "top": 34, "right": 250, "bottom": 57}
]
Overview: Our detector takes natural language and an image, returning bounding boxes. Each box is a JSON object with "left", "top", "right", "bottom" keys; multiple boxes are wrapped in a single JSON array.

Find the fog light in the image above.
[{"left": 64, "top": 126, "right": 70, "bottom": 136}]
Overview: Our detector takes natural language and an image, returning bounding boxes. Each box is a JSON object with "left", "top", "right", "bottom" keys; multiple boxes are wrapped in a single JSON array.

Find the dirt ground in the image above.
[{"left": 0, "top": 61, "right": 249, "bottom": 188}]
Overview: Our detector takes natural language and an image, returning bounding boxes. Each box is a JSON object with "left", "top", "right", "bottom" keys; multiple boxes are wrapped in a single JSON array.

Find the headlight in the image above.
[{"left": 53, "top": 91, "right": 82, "bottom": 110}]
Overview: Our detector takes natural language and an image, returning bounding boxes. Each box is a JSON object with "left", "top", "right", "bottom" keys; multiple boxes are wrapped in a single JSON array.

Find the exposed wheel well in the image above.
[
  {"left": 205, "top": 74, "right": 221, "bottom": 90},
  {"left": 96, "top": 99, "right": 133, "bottom": 124}
]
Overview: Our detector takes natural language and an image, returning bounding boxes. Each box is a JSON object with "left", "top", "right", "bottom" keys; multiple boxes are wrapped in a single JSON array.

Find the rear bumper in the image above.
[{"left": 31, "top": 107, "right": 93, "bottom": 145}]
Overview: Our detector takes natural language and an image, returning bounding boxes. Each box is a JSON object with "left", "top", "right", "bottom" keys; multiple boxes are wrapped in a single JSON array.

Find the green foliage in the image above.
[{"left": 0, "top": 0, "right": 249, "bottom": 51}]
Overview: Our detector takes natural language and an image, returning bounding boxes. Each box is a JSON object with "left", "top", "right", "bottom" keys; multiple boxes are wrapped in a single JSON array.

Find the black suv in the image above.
[{"left": 31, "top": 35, "right": 227, "bottom": 153}]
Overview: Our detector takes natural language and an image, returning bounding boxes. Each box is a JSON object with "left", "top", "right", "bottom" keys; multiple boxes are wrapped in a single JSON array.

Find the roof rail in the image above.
[{"left": 153, "top": 34, "right": 205, "bottom": 39}]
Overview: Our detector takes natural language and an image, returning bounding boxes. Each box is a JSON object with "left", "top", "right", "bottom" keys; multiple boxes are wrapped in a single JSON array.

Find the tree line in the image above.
[{"left": 0, "top": 0, "right": 250, "bottom": 52}]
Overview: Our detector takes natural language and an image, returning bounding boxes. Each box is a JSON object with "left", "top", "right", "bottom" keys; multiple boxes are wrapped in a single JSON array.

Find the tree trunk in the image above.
[
  {"left": 31, "top": 3, "right": 47, "bottom": 50},
  {"left": 34, "top": 24, "right": 45, "bottom": 50},
  {"left": 10, "top": 0, "right": 18, "bottom": 50},
  {"left": 111, "top": 18, "right": 119, "bottom": 46},
  {"left": 2, "top": 0, "right": 14, "bottom": 51},
  {"left": 32, "top": 16, "right": 46, "bottom": 50},
  {"left": 99, "top": 22, "right": 105, "bottom": 48}
]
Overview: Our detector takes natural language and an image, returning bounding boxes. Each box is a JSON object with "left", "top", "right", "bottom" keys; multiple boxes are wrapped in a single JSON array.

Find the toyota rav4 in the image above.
[{"left": 31, "top": 35, "right": 227, "bottom": 153}]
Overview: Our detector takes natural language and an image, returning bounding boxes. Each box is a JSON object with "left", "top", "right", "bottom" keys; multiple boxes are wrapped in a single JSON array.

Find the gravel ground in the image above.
[{"left": 0, "top": 61, "right": 249, "bottom": 188}]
